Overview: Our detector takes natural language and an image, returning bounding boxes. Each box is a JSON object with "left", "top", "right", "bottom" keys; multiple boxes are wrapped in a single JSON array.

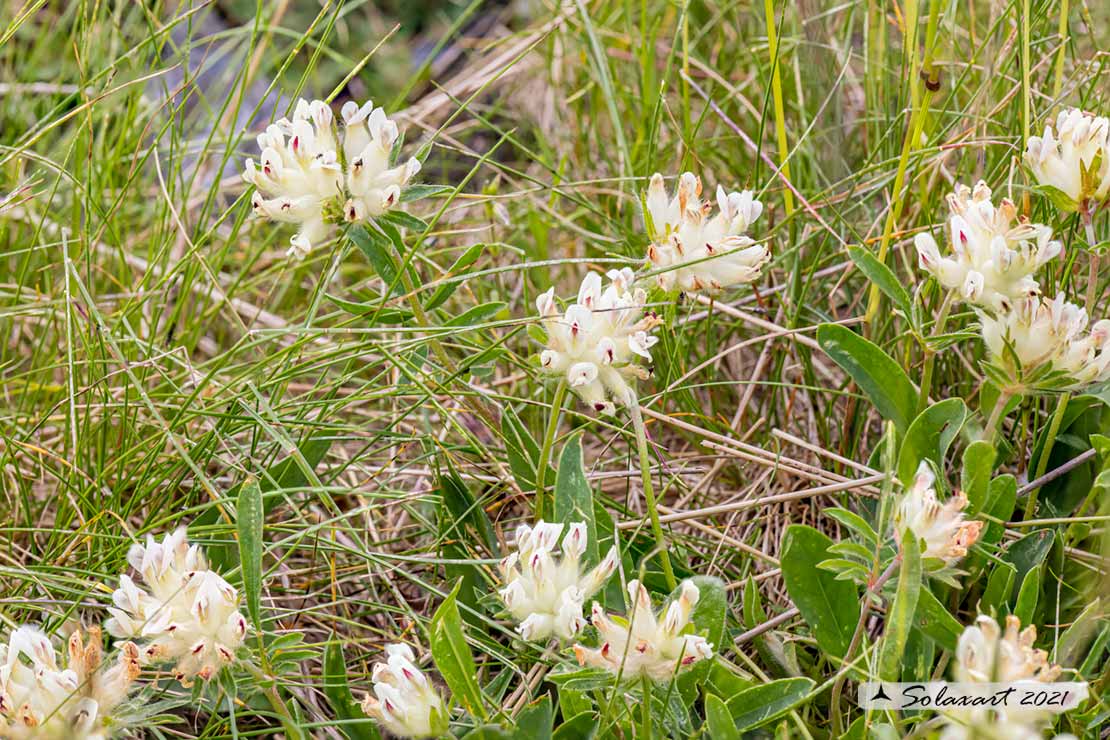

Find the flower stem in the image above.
[
  {"left": 984, "top": 388, "right": 1014, "bottom": 443},
  {"left": 1025, "top": 393, "right": 1070, "bottom": 520},
  {"left": 1083, "top": 207, "right": 1100, "bottom": 312},
  {"left": 534, "top": 380, "right": 568, "bottom": 521},
  {"left": 631, "top": 398, "right": 676, "bottom": 590},
  {"left": 917, "top": 291, "right": 953, "bottom": 413},
  {"left": 829, "top": 557, "right": 900, "bottom": 735},
  {"left": 640, "top": 675, "right": 653, "bottom": 738}
]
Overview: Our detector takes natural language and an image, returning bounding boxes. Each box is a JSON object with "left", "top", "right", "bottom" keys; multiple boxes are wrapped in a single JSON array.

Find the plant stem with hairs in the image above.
[
  {"left": 632, "top": 398, "right": 676, "bottom": 590},
  {"left": 534, "top": 380, "right": 568, "bottom": 521}
]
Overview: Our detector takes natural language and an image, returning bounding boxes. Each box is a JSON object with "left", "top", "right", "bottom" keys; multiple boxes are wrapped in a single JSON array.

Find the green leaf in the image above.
[
  {"left": 705, "top": 694, "right": 739, "bottom": 740},
  {"left": 824, "top": 508, "right": 879, "bottom": 546},
  {"left": 349, "top": 225, "right": 402, "bottom": 290},
  {"left": 444, "top": 301, "right": 506, "bottom": 328},
  {"left": 880, "top": 532, "right": 921, "bottom": 680},
  {"left": 430, "top": 580, "right": 486, "bottom": 719},
  {"left": 961, "top": 440, "right": 995, "bottom": 515},
  {"left": 501, "top": 406, "right": 546, "bottom": 492},
  {"left": 380, "top": 209, "right": 429, "bottom": 233},
  {"left": 323, "top": 638, "right": 380, "bottom": 740},
  {"left": 513, "top": 696, "right": 553, "bottom": 740},
  {"left": 326, "top": 293, "right": 412, "bottom": 324},
  {"left": 553, "top": 434, "right": 599, "bottom": 565},
  {"left": 1003, "top": 530, "right": 1053, "bottom": 603},
  {"left": 848, "top": 246, "right": 914, "bottom": 322},
  {"left": 726, "top": 677, "right": 815, "bottom": 732},
  {"left": 897, "top": 398, "right": 968, "bottom": 485},
  {"left": 980, "top": 561, "right": 1016, "bottom": 616},
  {"left": 817, "top": 324, "right": 918, "bottom": 434},
  {"left": 674, "top": 575, "right": 727, "bottom": 697},
  {"left": 401, "top": 183, "right": 454, "bottom": 202},
  {"left": 202, "top": 435, "right": 332, "bottom": 570},
  {"left": 1033, "top": 183, "right": 1079, "bottom": 213},
  {"left": 780, "top": 525, "right": 860, "bottom": 658},
  {"left": 552, "top": 712, "right": 597, "bottom": 740},
  {"left": 1014, "top": 564, "right": 1041, "bottom": 624},
  {"left": 982, "top": 475, "right": 1017, "bottom": 545},
  {"left": 425, "top": 244, "right": 485, "bottom": 311},
  {"left": 914, "top": 587, "right": 964, "bottom": 651},
  {"left": 237, "top": 480, "right": 264, "bottom": 632},
  {"left": 1056, "top": 598, "right": 1105, "bottom": 668}
]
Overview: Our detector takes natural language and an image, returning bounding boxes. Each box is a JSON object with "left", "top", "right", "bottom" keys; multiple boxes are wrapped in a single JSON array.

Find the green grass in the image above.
[{"left": 1, "top": 0, "right": 1108, "bottom": 738}]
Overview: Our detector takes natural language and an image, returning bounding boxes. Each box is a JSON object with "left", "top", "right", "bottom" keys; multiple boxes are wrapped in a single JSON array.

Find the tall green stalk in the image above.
[
  {"left": 534, "top": 380, "right": 568, "bottom": 521},
  {"left": 631, "top": 398, "right": 677, "bottom": 590}
]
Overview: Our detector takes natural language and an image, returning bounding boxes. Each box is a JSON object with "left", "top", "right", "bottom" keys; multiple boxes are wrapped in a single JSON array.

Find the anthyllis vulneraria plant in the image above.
[
  {"left": 360, "top": 643, "right": 448, "bottom": 740},
  {"left": 534, "top": 268, "right": 661, "bottom": 414},
  {"left": 913, "top": 181, "right": 1061, "bottom": 310},
  {"left": 243, "top": 98, "right": 422, "bottom": 258},
  {"left": 0, "top": 626, "right": 140, "bottom": 739},
  {"left": 105, "top": 529, "right": 248, "bottom": 686},
  {"left": 893, "top": 462, "right": 983, "bottom": 575},
  {"left": 1024, "top": 107, "right": 1110, "bottom": 214},
  {"left": 979, "top": 293, "right": 1110, "bottom": 389},
  {"left": 643, "top": 172, "right": 769, "bottom": 293},
  {"left": 573, "top": 579, "right": 713, "bottom": 681},
  {"left": 498, "top": 520, "right": 619, "bottom": 641}
]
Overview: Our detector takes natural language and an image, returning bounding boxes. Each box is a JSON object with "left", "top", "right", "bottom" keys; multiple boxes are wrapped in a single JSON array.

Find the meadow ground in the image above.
[{"left": 0, "top": 0, "right": 1108, "bottom": 738}]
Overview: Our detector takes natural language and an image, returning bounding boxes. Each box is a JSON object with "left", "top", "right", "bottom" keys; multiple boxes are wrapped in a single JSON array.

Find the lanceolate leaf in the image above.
[
  {"left": 848, "top": 246, "right": 914, "bottom": 322},
  {"left": 780, "top": 525, "right": 860, "bottom": 658},
  {"left": 554, "top": 434, "right": 599, "bottom": 565},
  {"left": 726, "top": 677, "right": 815, "bottom": 732},
  {"left": 880, "top": 533, "right": 921, "bottom": 680},
  {"left": 817, "top": 324, "right": 918, "bottom": 434},
  {"left": 236, "top": 480, "right": 264, "bottom": 632},
  {"left": 430, "top": 580, "right": 487, "bottom": 719}
]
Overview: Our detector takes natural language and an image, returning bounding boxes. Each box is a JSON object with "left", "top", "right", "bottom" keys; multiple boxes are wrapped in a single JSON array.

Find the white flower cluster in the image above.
[
  {"left": 893, "top": 462, "right": 983, "bottom": 569},
  {"left": 980, "top": 293, "right": 1110, "bottom": 387},
  {"left": 913, "top": 181, "right": 1061, "bottom": 310},
  {"left": 536, "top": 268, "right": 661, "bottom": 413},
  {"left": 244, "top": 98, "right": 422, "bottom": 259},
  {"left": 361, "top": 643, "right": 447, "bottom": 739},
  {"left": 940, "top": 615, "right": 1073, "bottom": 739},
  {"left": 498, "top": 520, "right": 619, "bottom": 641},
  {"left": 1025, "top": 107, "right": 1110, "bottom": 212},
  {"left": 644, "top": 172, "right": 769, "bottom": 293},
  {"left": 0, "top": 626, "right": 139, "bottom": 740},
  {"left": 573, "top": 579, "right": 713, "bottom": 682},
  {"left": 106, "top": 529, "right": 248, "bottom": 686}
]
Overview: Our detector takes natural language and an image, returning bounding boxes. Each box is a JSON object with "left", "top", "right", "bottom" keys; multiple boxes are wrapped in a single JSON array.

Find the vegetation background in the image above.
[{"left": 0, "top": 0, "right": 1108, "bottom": 737}]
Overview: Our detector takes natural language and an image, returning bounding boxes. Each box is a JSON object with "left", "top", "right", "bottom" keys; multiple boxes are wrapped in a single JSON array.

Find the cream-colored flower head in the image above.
[
  {"left": 940, "top": 715, "right": 1073, "bottom": 740},
  {"left": 893, "top": 462, "right": 983, "bottom": 569},
  {"left": 340, "top": 101, "right": 422, "bottom": 224},
  {"left": 1025, "top": 107, "right": 1110, "bottom": 211},
  {"left": 105, "top": 528, "right": 248, "bottom": 686},
  {"left": 980, "top": 294, "right": 1110, "bottom": 388},
  {"left": 574, "top": 579, "right": 713, "bottom": 682},
  {"left": 0, "top": 626, "right": 140, "bottom": 740},
  {"left": 914, "top": 181, "right": 1061, "bottom": 310},
  {"left": 644, "top": 172, "right": 769, "bottom": 293},
  {"left": 943, "top": 615, "right": 1075, "bottom": 731},
  {"left": 361, "top": 643, "right": 447, "bottom": 739},
  {"left": 499, "top": 520, "right": 619, "bottom": 641},
  {"left": 536, "top": 268, "right": 661, "bottom": 414},
  {"left": 244, "top": 98, "right": 422, "bottom": 259},
  {"left": 243, "top": 99, "right": 344, "bottom": 259},
  {"left": 955, "top": 615, "right": 1061, "bottom": 684}
]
